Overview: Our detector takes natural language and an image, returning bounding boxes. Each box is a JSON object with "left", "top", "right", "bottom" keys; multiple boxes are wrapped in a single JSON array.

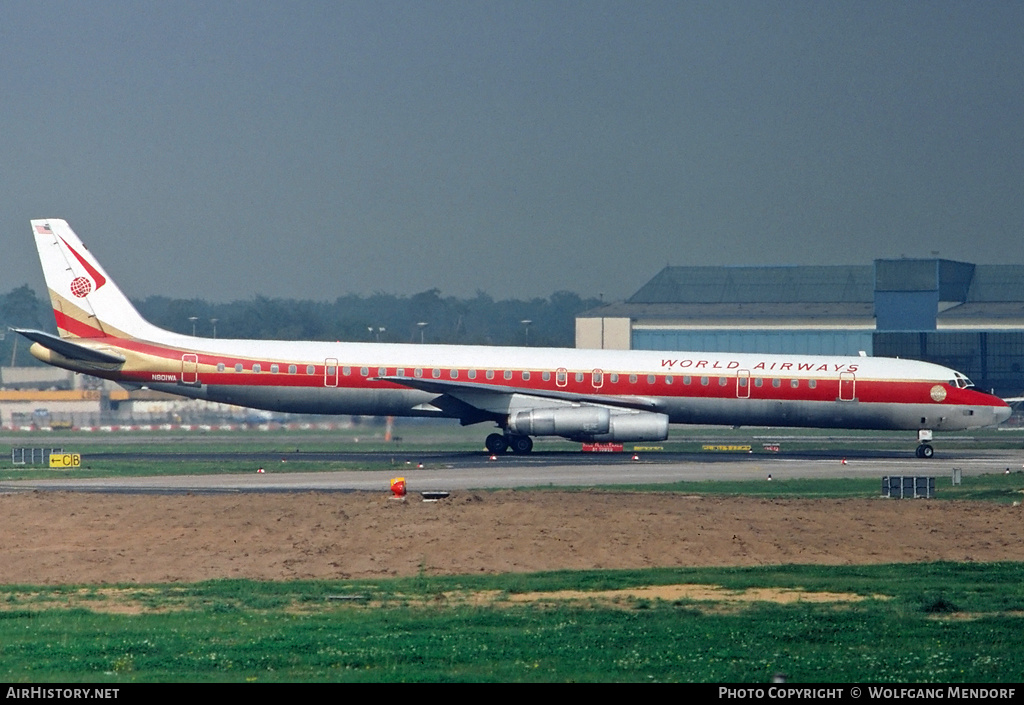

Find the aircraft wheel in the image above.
[
  {"left": 919, "top": 444, "right": 934, "bottom": 459},
  {"left": 509, "top": 435, "right": 534, "bottom": 454},
  {"left": 485, "top": 433, "right": 509, "bottom": 454}
]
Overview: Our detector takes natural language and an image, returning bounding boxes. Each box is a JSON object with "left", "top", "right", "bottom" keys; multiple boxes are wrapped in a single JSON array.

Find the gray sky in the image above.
[{"left": 2, "top": 1, "right": 1022, "bottom": 302}]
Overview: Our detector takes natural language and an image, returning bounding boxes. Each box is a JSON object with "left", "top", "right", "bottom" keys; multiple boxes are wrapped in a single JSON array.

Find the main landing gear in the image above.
[{"left": 485, "top": 433, "right": 534, "bottom": 454}]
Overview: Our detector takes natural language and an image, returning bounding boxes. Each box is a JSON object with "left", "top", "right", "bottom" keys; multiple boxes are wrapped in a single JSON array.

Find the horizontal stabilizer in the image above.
[{"left": 14, "top": 328, "right": 126, "bottom": 364}]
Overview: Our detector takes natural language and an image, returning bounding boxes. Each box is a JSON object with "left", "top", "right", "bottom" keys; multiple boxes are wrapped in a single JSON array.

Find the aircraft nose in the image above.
[{"left": 994, "top": 404, "right": 1013, "bottom": 425}]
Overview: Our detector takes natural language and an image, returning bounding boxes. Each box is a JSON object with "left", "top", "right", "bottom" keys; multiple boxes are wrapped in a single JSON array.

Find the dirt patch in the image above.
[
  {"left": 0, "top": 490, "right": 1021, "bottom": 585},
  {"left": 0, "top": 583, "right": 874, "bottom": 614},
  {"left": 499, "top": 584, "right": 878, "bottom": 611}
]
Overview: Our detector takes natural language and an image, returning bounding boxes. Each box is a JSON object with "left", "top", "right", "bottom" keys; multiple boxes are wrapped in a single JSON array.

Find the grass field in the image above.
[{"left": 1, "top": 563, "right": 1022, "bottom": 682}]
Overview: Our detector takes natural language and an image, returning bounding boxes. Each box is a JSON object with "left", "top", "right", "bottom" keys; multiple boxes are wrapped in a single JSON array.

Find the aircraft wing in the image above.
[
  {"left": 14, "top": 328, "right": 126, "bottom": 365},
  {"left": 376, "top": 375, "right": 660, "bottom": 423}
]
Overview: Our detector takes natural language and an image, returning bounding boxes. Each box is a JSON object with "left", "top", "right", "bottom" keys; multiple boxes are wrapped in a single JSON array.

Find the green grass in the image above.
[
  {"left": 0, "top": 458, "right": 412, "bottom": 481},
  {"left": 1, "top": 564, "right": 1022, "bottom": 682},
  {"left": 613, "top": 471, "right": 1024, "bottom": 503}
]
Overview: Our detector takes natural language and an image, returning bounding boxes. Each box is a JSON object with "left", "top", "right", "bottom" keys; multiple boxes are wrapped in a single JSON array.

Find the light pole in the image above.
[
  {"left": 188, "top": 316, "right": 198, "bottom": 336},
  {"left": 417, "top": 322, "right": 428, "bottom": 344},
  {"left": 210, "top": 318, "right": 218, "bottom": 338},
  {"left": 521, "top": 319, "right": 532, "bottom": 346}
]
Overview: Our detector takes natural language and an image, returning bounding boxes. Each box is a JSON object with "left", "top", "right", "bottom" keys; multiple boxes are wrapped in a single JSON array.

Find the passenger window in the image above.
[
  {"left": 253, "top": 364, "right": 262, "bottom": 374},
  {"left": 522, "top": 371, "right": 530, "bottom": 381},
  {"left": 235, "top": 363, "right": 243, "bottom": 373},
  {"left": 306, "top": 365, "right": 315, "bottom": 375},
  {"left": 271, "top": 364, "right": 279, "bottom": 374},
  {"left": 362, "top": 366, "right": 370, "bottom": 376},
  {"left": 505, "top": 370, "right": 514, "bottom": 380},
  {"left": 217, "top": 363, "right": 225, "bottom": 372}
]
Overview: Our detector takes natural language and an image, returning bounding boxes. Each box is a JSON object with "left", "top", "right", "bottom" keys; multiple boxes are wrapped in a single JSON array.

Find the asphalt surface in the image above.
[{"left": 2, "top": 447, "right": 1022, "bottom": 494}]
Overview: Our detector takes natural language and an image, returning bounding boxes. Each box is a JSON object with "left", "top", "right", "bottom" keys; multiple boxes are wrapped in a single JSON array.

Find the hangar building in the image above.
[{"left": 576, "top": 259, "right": 1024, "bottom": 398}]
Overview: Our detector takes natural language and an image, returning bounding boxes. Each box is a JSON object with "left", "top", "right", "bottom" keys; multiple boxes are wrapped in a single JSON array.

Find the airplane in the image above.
[{"left": 17, "top": 218, "right": 1012, "bottom": 458}]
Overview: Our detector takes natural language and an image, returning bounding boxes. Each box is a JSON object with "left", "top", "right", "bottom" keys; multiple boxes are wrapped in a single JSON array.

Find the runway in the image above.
[{"left": 2, "top": 448, "right": 1021, "bottom": 494}]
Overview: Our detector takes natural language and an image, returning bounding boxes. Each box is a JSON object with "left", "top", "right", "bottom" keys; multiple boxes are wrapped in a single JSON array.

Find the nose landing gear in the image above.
[{"left": 915, "top": 429, "right": 934, "bottom": 459}]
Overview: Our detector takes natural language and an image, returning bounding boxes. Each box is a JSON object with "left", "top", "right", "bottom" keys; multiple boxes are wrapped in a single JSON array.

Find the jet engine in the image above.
[{"left": 507, "top": 406, "right": 669, "bottom": 442}]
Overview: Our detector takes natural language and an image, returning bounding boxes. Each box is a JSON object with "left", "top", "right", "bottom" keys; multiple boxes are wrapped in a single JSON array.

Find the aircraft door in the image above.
[
  {"left": 839, "top": 372, "right": 856, "bottom": 401},
  {"left": 181, "top": 354, "right": 198, "bottom": 385},
  {"left": 736, "top": 369, "right": 750, "bottom": 398},
  {"left": 556, "top": 367, "right": 568, "bottom": 388},
  {"left": 325, "top": 358, "right": 339, "bottom": 387},
  {"left": 592, "top": 369, "right": 604, "bottom": 390}
]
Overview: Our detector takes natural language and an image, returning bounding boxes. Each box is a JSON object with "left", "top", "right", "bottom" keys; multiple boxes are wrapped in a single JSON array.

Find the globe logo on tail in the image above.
[{"left": 70, "top": 276, "right": 92, "bottom": 298}]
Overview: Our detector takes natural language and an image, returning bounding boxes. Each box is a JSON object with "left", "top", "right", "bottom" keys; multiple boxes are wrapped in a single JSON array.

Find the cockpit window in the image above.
[{"left": 949, "top": 374, "right": 974, "bottom": 389}]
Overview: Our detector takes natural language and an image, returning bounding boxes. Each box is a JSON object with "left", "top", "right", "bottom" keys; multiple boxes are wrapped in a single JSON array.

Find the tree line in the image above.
[{"left": 0, "top": 285, "right": 601, "bottom": 366}]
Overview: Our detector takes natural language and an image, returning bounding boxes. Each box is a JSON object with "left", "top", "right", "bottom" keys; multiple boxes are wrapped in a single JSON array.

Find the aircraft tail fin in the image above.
[{"left": 31, "top": 219, "right": 162, "bottom": 341}]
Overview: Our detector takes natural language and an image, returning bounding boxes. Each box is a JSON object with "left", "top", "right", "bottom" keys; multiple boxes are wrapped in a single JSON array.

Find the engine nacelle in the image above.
[
  {"left": 508, "top": 406, "right": 610, "bottom": 437},
  {"left": 508, "top": 406, "right": 669, "bottom": 442},
  {"left": 583, "top": 411, "right": 670, "bottom": 443}
]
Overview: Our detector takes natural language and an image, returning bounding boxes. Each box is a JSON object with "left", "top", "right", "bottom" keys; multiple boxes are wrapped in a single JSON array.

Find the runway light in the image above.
[
  {"left": 256, "top": 467, "right": 265, "bottom": 474},
  {"left": 489, "top": 455, "right": 498, "bottom": 461}
]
